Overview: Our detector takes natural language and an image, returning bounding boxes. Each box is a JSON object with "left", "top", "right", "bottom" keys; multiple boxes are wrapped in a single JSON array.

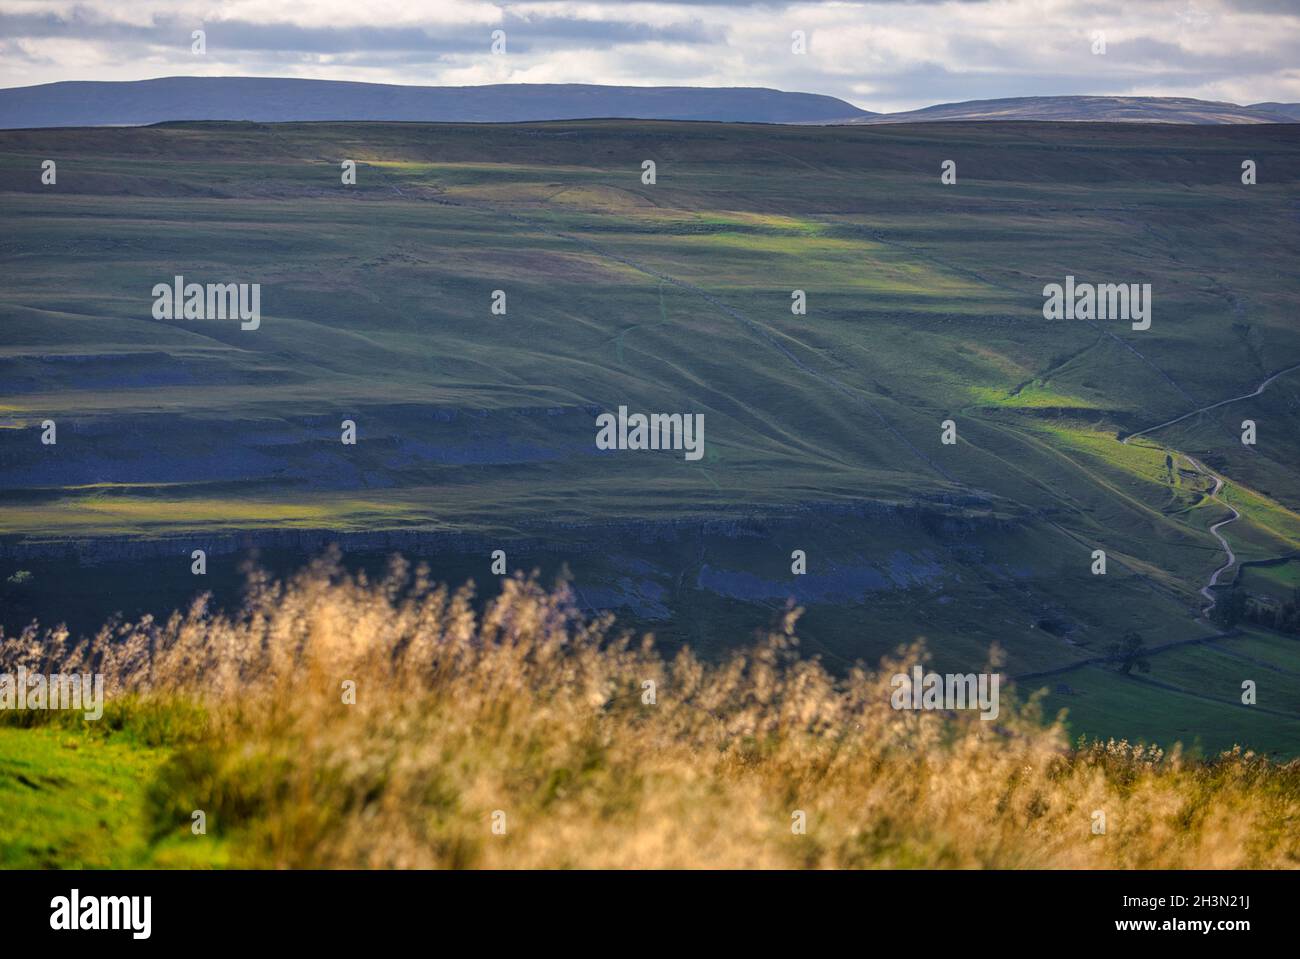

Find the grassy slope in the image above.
[
  {"left": 0, "top": 725, "right": 155, "bottom": 867},
  {"left": 0, "top": 720, "right": 224, "bottom": 868},
  {"left": 1, "top": 120, "right": 1298, "bottom": 753}
]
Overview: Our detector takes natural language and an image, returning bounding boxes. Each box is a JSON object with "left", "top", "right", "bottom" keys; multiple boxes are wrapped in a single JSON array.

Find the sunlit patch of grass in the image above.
[
  {"left": 688, "top": 211, "right": 824, "bottom": 235},
  {"left": 1221, "top": 482, "right": 1300, "bottom": 552},
  {"left": 1034, "top": 422, "right": 1172, "bottom": 482},
  {"left": 0, "top": 726, "right": 164, "bottom": 868},
  {"left": 0, "top": 496, "right": 423, "bottom": 535},
  {"left": 969, "top": 383, "right": 1102, "bottom": 409},
  {"left": 0, "top": 714, "right": 226, "bottom": 869}
]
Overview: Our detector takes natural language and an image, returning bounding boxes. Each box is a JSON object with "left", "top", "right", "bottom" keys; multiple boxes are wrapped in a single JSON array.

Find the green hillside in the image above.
[{"left": 2, "top": 119, "right": 1298, "bottom": 754}]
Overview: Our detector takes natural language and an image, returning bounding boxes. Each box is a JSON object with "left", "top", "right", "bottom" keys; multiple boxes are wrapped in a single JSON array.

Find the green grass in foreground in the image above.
[{"left": 0, "top": 718, "right": 226, "bottom": 868}]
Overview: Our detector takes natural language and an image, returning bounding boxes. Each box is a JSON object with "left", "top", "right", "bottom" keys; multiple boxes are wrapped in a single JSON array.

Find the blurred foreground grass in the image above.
[{"left": 2, "top": 553, "right": 1297, "bottom": 869}]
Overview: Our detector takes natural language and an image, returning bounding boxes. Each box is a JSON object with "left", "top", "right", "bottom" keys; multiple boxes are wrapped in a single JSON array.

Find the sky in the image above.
[{"left": 1, "top": 0, "right": 1297, "bottom": 113}]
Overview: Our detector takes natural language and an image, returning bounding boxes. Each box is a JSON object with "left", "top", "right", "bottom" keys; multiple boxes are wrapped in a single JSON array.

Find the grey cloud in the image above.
[
  {"left": 0, "top": 8, "right": 720, "bottom": 54},
  {"left": 0, "top": 0, "right": 1294, "bottom": 110},
  {"left": 1219, "top": 0, "right": 1300, "bottom": 11}
]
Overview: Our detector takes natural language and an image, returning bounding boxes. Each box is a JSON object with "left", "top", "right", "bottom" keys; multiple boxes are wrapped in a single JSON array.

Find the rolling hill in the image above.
[
  {"left": 2, "top": 118, "right": 1299, "bottom": 755},
  {"left": 3, "top": 78, "right": 1298, "bottom": 130},
  {"left": 851, "top": 95, "right": 1300, "bottom": 125},
  {"left": 0, "top": 77, "right": 873, "bottom": 129}
]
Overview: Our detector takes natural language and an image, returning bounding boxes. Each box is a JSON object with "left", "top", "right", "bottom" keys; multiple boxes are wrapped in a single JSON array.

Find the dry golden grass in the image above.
[{"left": 3, "top": 550, "right": 1297, "bottom": 869}]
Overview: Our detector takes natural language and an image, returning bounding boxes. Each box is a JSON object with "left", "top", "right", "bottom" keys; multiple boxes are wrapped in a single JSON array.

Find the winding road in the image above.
[
  {"left": 1120, "top": 364, "right": 1300, "bottom": 617},
  {"left": 1125, "top": 362, "right": 1300, "bottom": 444},
  {"left": 1189, "top": 464, "right": 1240, "bottom": 614}
]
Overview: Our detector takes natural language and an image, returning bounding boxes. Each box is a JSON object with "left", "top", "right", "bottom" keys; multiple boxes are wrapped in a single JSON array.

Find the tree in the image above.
[
  {"left": 1213, "top": 588, "right": 1247, "bottom": 628},
  {"left": 1108, "top": 630, "right": 1150, "bottom": 675}
]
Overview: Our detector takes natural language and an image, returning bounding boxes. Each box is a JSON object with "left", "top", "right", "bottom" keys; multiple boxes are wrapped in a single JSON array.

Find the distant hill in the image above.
[
  {"left": 0, "top": 77, "right": 873, "bottom": 129},
  {"left": 1248, "top": 102, "right": 1300, "bottom": 121},
  {"left": 1, "top": 79, "right": 1295, "bottom": 129},
  {"left": 852, "top": 95, "right": 1300, "bottom": 125}
]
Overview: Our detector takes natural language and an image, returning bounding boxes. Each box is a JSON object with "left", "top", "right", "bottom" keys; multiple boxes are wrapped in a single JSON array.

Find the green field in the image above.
[
  {"left": 2, "top": 119, "right": 1299, "bottom": 754},
  {"left": 1038, "top": 627, "right": 1300, "bottom": 757}
]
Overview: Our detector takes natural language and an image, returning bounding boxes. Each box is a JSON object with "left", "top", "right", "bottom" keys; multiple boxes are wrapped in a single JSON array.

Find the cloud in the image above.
[{"left": 0, "top": 0, "right": 1296, "bottom": 110}]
